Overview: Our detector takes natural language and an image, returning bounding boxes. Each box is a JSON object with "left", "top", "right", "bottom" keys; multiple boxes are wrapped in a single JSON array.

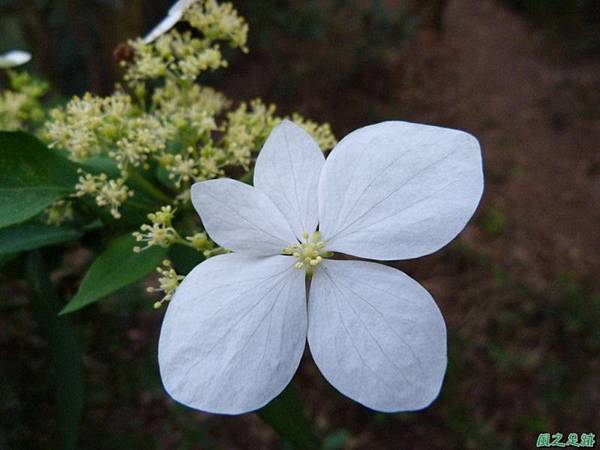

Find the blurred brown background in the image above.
[{"left": 1, "top": 0, "right": 599, "bottom": 449}]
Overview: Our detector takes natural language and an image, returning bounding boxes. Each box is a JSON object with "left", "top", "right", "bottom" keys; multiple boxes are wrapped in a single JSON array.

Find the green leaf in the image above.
[
  {"left": 0, "top": 224, "right": 82, "bottom": 254},
  {"left": 26, "top": 252, "right": 84, "bottom": 450},
  {"left": 322, "top": 430, "right": 351, "bottom": 450},
  {"left": 168, "top": 243, "right": 205, "bottom": 274},
  {"left": 258, "top": 384, "right": 321, "bottom": 450},
  {"left": 82, "top": 155, "right": 120, "bottom": 177},
  {"left": 61, "top": 234, "right": 167, "bottom": 314},
  {"left": 0, "top": 131, "right": 78, "bottom": 228},
  {"left": 0, "top": 252, "right": 17, "bottom": 268}
]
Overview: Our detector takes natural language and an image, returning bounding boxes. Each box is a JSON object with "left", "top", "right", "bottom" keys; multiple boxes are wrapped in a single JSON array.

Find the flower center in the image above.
[{"left": 283, "top": 231, "right": 330, "bottom": 274}]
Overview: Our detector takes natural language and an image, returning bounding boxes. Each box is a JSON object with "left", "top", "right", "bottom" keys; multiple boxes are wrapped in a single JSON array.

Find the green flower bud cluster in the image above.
[
  {"left": 41, "top": 1, "right": 336, "bottom": 225},
  {"left": 0, "top": 71, "right": 48, "bottom": 131}
]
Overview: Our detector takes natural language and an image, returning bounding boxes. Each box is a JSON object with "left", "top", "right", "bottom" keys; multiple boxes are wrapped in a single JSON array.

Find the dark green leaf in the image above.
[
  {"left": 82, "top": 155, "right": 120, "bottom": 177},
  {"left": 26, "top": 252, "right": 84, "bottom": 450},
  {"left": 168, "top": 243, "right": 205, "bottom": 274},
  {"left": 258, "top": 384, "right": 321, "bottom": 450},
  {"left": 171, "top": 406, "right": 217, "bottom": 450},
  {"left": 0, "top": 131, "right": 79, "bottom": 228},
  {"left": 239, "top": 169, "right": 254, "bottom": 185},
  {"left": 0, "top": 224, "right": 82, "bottom": 254},
  {"left": 60, "top": 234, "right": 167, "bottom": 314},
  {"left": 323, "top": 430, "right": 351, "bottom": 450},
  {"left": 0, "top": 252, "right": 17, "bottom": 268}
]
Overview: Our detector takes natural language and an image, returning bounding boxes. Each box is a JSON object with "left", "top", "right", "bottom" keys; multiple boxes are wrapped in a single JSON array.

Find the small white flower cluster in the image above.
[
  {"left": 46, "top": 93, "right": 134, "bottom": 161},
  {"left": 136, "top": 206, "right": 221, "bottom": 307},
  {"left": 74, "top": 171, "right": 133, "bottom": 219},
  {"left": 132, "top": 205, "right": 216, "bottom": 255},
  {"left": 185, "top": 0, "right": 248, "bottom": 50},
  {"left": 152, "top": 81, "right": 226, "bottom": 134},
  {"left": 147, "top": 259, "right": 184, "bottom": 308},
  {"left": 126, "top": 0, "right": 247, "bottom": 84},
  {"left": 44, "top": 64, "right": 335, "bottom": 222},
  {"left": 133, "top": 206, "right": 181, "bottom": 251},
  {"left": 112, "top": 115, "right": 171, "bottom": 170}
]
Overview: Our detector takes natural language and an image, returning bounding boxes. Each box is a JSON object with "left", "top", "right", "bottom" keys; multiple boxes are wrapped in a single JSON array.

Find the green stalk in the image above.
[{"left": 127, "top": 168, "right": 172, "bottom": 205}]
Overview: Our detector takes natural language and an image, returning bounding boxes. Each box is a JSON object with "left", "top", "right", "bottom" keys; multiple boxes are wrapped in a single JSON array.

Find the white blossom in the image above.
[
  {"left": 0, "top": 50, "right": 31, "bottom": 69},
  {"left": 158, "top": 120, "right": 484, "bottom": 414},
  {"left": 143, "top": 0, "right": 198, "bottom": 44}
]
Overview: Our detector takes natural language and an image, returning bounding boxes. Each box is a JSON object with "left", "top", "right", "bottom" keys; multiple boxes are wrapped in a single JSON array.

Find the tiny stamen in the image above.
[{"left": 283, "top": 231, "right": 329, "bottom": 274}]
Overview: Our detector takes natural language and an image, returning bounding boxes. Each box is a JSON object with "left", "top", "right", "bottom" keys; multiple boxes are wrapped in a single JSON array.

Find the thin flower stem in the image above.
[
  {"left": 203, "top": 247, "right": 229, "bottom": 257},
  {"left": 127, "top": 168, "right": 172, "bottom": 204}
]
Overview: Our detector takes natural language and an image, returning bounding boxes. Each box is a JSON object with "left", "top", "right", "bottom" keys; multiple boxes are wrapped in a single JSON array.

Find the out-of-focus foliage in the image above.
[
  {"left": 0, "top": 0, "right": 424, "bottom": 96},
  {"left": 236, "top": 0, "right": 416, "bottom": 86},
  {"left": 504, "top": 0, "right": 600, "bottom": 53},
  {"left": 224, "top": 0, "right": 425, "bottom": 123},
  {"left": 0, "top": 71, "right": 48, "bottom": 130},
  {"left": 0, "top": 0, "right": 164, "bottom": 95},
  {"left": 25, "top": 252, "right": 84, "bottom": 450}
]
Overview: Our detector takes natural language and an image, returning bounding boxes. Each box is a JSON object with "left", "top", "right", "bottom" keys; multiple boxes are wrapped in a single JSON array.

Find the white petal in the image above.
[
  {"left": 318, "top": 121, "right": 483, "bottom": 260},
  {"left": 169, "top": 0, "right": 197, "bottom": 15},
  {"left": 308, "top": 259, "right": 446, "bottom": 412},
  {"left": 143, "top": 15, "right": 180, "bottom": 44},
  {"left": 0, "top": 50, "right": 31, "bottom": 68},
  {"left": 143, "top": 0, "right": 196, "bottom": 44},
  {"left": 254, "top": 120, "right": 325, "bottom": 239},
  {"left": 192, "top": 178, "right": 297, "bottom": 256},
  {"left": 159, "top": 253, "right": 307, "bottom": 414}
]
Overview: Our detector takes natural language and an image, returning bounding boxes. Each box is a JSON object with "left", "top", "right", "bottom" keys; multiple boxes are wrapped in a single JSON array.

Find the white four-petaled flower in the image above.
[{"left": 158, "top": 120, "right": 484, "bottom": 414}]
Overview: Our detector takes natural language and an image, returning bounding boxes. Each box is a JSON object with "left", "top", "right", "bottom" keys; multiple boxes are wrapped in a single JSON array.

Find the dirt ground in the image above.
[{"left": 399, "top": 0, "right": 600, "bottom": 285}]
